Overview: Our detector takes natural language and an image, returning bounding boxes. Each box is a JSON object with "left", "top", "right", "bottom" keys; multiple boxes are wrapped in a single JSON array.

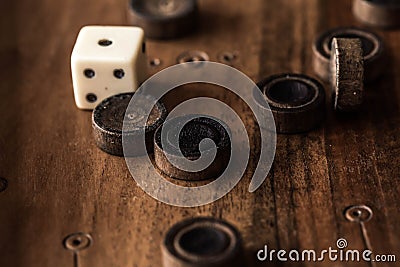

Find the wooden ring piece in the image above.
[
  {"left": 353, "top": 0, "right": 400, "bottom": 28},
  {"left": 127, "top": 0, "right": 198, "bottom": 39},
  {"left": 162, "top": 217, "right": 243, "bottom": 267},
  {"left": 257, "top": 73, "right": 325, "bottom": 134}
]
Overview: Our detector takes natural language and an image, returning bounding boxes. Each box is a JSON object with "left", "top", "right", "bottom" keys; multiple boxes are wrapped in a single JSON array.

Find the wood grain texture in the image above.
[{"left": 0, "top": 0, "right": 399, "bottom": 266}]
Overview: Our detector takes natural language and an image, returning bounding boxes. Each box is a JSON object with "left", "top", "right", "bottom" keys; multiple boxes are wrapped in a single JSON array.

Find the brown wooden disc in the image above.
[
  {"left": 154, "top": 116, "right": 230, "bottom": 181},
  {"left": 92, "top": 93, "right": 167, "bottom": 156},
  {"left": 330, "top": 38, "right": 365, "bottom": 112},
  {"left": 127, "top": 0, "right": 198, "bottom": 39},
  {"left": 353, "top": 0, "right": 400, "bottom": 28}
]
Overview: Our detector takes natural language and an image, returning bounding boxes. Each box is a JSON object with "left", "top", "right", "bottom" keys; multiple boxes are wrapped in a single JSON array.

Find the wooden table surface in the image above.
[{"left": 0, "top": 0, "right": 399, "bottom": 266}]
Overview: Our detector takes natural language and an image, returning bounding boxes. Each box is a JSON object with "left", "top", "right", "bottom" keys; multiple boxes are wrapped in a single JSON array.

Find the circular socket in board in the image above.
[
  {"left": 63, "top": 233, "right": 93, "bottom": 252},
  {"left": 177, "top": 50, "right": 210, "bottom": 65},
  {"left": 0, "top": 177, "right": 8, "bottom": 193},
  {"left": 345, "top": 205, "right": 373, "bottom": 223}
]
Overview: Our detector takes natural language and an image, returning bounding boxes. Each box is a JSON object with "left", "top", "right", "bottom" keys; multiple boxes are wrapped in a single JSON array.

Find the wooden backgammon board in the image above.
[{"left": 0, "top": 0, "right": 399, "bottom": 266}]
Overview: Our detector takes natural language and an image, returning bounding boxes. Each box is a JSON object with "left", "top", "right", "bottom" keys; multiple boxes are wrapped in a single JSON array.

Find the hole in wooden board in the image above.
[
  {"left": 0, "top": 177, "right": 8, "bottom": 193},
  {"left": 63, "top": 233, "right": 93, "bottom": 251}
]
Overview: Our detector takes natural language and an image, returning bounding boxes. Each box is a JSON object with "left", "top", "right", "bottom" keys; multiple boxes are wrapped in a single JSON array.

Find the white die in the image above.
[{"left": 71, "top": 26, "right": 147, "bottom": 110}]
